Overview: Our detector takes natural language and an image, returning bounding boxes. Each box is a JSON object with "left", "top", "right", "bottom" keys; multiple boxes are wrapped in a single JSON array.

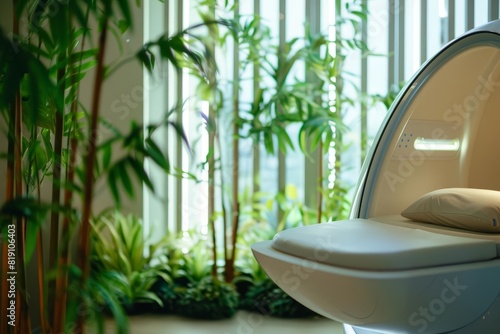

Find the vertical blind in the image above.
[{"left": 143, "top": 0, "right": 499, "bottom": 235}]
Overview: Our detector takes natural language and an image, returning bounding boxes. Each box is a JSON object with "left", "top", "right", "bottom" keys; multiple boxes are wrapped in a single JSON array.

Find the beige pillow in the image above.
[{"left": 401, "top": 188, "right": 500, "bottom": 233}]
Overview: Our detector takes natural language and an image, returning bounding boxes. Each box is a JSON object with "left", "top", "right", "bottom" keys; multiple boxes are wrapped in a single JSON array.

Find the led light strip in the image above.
[{"left": 414, "top": 137, "right": 460, "bottom": 151}]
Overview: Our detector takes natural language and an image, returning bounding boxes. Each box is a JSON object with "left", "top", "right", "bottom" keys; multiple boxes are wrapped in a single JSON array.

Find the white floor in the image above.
[{"left": 94, "top": 311, "right": 344, "bottom": 334}]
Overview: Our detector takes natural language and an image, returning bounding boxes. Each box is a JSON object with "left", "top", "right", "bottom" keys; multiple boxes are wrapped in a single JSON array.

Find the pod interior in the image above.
[{"left": 354, "top": 20, "right": 500, "bottom": 219}]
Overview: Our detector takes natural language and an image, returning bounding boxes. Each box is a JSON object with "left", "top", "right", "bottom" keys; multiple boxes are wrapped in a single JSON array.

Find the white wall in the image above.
[{"left": 84, "top": 4, "right": 144, "bottom": 216}]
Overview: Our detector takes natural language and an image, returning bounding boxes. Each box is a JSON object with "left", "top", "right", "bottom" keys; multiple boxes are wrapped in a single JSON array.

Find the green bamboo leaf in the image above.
[
  {"left": 156, "top": 37, "right": 179, "bottom": 68},
  {"left": 351, "top": 10, "right": 368, "bottom": 21},
  {"left": 273, "top": 125, "right": 294, "bottom": 153},
  {"left": 34, "top": 141, "right": 48, "bottom": 171},
  {"left": 136, "top": 48, "right": 156, "bottom": 73},
  {"left": 25, "top": 222, "right": 40, "bottom": 263},
  {"left": 263, "top": 130, "right": 274, "bottom": 154},
  {"left": 41, "top": 129, "right": 54, "bottom": 160},
  {"left": 102, "top": 143, "right": 112, "bottom": 170},
  {"left": 0, "top": 199, "right": 47, "bottom": 260},
  {"left": 64, "top": 72, "right": 86, "bottom": 89},
  {"left": 49, "top": 4, "right": 69, "bottom": 52},
  {"left": 68, "top": 2, "right": 91, "bottom": 34},
  {"left": 145, "top": 138, "right": 169, "bottom": 171},
  {"left": 116, "top": 0, "right": 133, "bottom": 30},
  {"left": 24, "top": 40, "right": 52, "bottom": 60},
  {"left": 123, "top": 122, "right": 142, "bottom": 147},
  {"left": 107, "top": 167, "right": 120, "bottom": 204},
  {"left": 68, "top": 59, "right": 97, "bottom": 73},
  {"left": 167, "top": 120, "right": 190, "bottom": 150},
  {"left": 0, "top": 48, "right": 25, "bottom": 111},
  {"left": 117, "top": 19, "right": 130, "bottom": 34},
  {"left": 128, "top": 157, "right": 154, "bottom": 193},
  {"left": 118, "top": 160, "right": 134, "bottom": 197},
  {"left": 70, "top": 48, "right": 99, "bottom": 64},
  {"left": 298, "top": 127, "right": 311, "bottom": 156}
]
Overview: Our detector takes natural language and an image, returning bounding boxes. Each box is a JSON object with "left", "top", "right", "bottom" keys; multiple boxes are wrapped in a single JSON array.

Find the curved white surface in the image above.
[
  {"left": 252, "top": 240, "right": 500, "bottom": 333},
  {"left": 271, "top": 218, "right": 497, "bottom": 271}
]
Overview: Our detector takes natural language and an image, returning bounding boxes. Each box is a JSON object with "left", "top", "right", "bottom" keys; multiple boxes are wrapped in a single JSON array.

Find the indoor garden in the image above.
[{"left": 0, "top": 0, "right": 395, "bottom": 333}]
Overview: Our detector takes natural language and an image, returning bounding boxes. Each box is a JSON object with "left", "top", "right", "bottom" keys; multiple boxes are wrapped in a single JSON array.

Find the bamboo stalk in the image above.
[
  {"left": 227, "top": 129, "right": 239, "bottom": 281},
  {"left": 31, "top": 128, "right": 48, "bottom": 334},
  {"left": 53, "top": 126, "right": 78, "bottom": 334},
  {"left": 53, "top": 9, "right": 87, "bottom": 329},
  {"left": 15, "top": 88, "right": 31, "bottom": 334},
  {"left": 48, "top": 57, "right": 66, "bottom": 325},
  {"left": 227, "top": 16, "right": 240, "bottom": 281},
  {"left": 31, "top": 16, "right": 49, "bottom": 330},
  {"left": 76, "top": 11, "right": 109, "bottom": 333},
  {"left": 208, "top": 117, "right": 217, "bottom": 278},
  {"left": 10, "top": 0, "right": 31, "bottom": 330},
  {"left": 36, "top": 230, "right": 47, "bottom": 334}
]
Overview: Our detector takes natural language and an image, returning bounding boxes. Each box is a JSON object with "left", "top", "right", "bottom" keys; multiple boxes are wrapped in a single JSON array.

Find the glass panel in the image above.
[
  {"left": 285, "top": 0, "right": 306, "bottom": 203},
  {"left": 144, "top": 0, "right": 485, "bottom": 233},
  {"left": 427, "top": 0, "right": 442, "bottom": 56},
  {"left": 475, "top": 0, "right": 489, "bottom": 26},
  {"left": 455, "top": 0, "right": 466, "bottom": 37},
  {"left": 405, "top": 0, "right": 421, "bottom": 78},
  {"left": 367, "top": 0, "right": 390, "bottom": 146}
]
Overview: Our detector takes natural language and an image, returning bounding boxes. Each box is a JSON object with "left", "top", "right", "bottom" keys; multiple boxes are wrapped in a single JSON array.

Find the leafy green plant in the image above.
[
  {"left": 180, "top": 0, "right": 372, "bottom": 291},
  {"left": 176, "top": 275, "right": 239, "bottom": 320},
  {"left": 91, "top": 211, "right": 171, "bottom": 313},
  {"left": 240, "top": 279, "right": 317, "bottom": 318},
  {"left": 165, "top": 229, "right": 213, "bottom": 284},
  {"left": 157, "top": 229, "right": 239, "bottom": 319},
  {"left": 0, "top": 0, "right": 223, "bottom": 331}
]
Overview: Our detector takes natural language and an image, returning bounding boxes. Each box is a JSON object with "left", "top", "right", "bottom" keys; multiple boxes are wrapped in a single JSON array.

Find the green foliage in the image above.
[
  {"left": 91, "top": 211, "right": 171, "bottom": 312},
  {"left": 239, "top": 27, "right": 345, "bottom": 156},
  {"left": 165, "top": 229, "right": 213, "bottom": 284},
  {"left": 0, "top": 197, "right": 49, "bottom": 261},
  {"left": 320, "top": 179, "right": 352, "bottom": 222},
  {"left": 144, "top": 229, "right": 239, "bottom": 319},
  {"left": 149, "top": 277, "right": 178, "bottom": 314},
  {"left": 67, "top": 268, "right": 130, "bottom": 334},
  {"left": 235, "top": 222, "right": 274, "bottom": 284},
  {"left": 1, "top": 0, "right": 225, "bottom": 329},
  {"left": 239, "top": 279, "right": 316, "bottom": 318},
  {"left": 176, "top": 276, "right": 239, "bottom": 320},
  {"left": 97, "top": 116, "right": 190, "bottom": 205}
]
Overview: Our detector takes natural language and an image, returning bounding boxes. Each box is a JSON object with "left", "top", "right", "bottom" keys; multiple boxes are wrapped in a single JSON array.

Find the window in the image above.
[{"left": 143, "top": 0, "right": 498, "bottom": 237}]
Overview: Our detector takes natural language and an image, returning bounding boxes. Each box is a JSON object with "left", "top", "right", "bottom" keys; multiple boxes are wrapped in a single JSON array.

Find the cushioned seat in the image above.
[{"left": 271, "top": 219, "right": 498, "bottom": 271}]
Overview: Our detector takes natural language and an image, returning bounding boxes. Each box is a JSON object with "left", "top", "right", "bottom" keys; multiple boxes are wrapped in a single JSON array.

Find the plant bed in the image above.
[
  {"left": 239, "top": 279, "right": 318, "bottom": 318},
  {"left": 175, "top": 276, "right": 239, "bottom": 320}
]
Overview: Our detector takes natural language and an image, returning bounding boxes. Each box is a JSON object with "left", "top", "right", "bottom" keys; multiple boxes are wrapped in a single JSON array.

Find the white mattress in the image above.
[{"left": 271, "top": 216, "right": 499, "bottom": 271}]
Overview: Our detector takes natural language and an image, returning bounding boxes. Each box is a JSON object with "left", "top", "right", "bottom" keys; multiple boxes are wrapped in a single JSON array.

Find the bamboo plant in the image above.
[
  {"left": 0, "top": 0, "right": 222, "bottom": 333},
  {"left": 182, "top": 0, "right": 370, "bottom": 285}
]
